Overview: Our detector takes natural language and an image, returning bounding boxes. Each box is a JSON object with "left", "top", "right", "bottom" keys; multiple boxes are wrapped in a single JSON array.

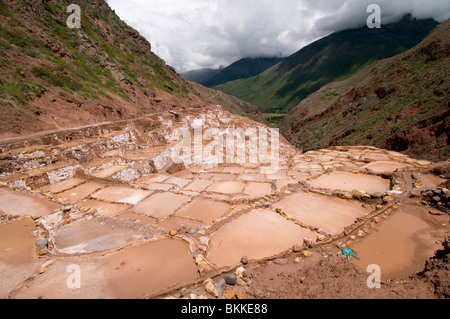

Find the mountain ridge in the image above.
[{"left": 215, "top": 15, "right": 439, "bottom": 113}]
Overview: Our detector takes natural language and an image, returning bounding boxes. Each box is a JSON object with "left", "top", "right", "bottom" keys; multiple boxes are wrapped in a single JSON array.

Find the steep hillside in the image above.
[
  {"left": 280, "top": 19, "right": 450, "bottom": 161},
  {"left": 215, "top": 15, "right": 438, "bottom": 113},
  {"left": 202, "top": 57, "right": 284, "bottom": 88},
  {"left": 0, "top": 0, "right": 261, "bottom": 139},
  {"left": 187, "top": 81, "right": 266, "bottom": 123}
]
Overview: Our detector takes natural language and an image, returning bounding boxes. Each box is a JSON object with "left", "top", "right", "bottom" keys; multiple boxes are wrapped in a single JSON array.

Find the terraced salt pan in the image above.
[
  {"left": 13, "top": 239, "right": 198, "bottom": 299},
  {"left": 131, "top": 192, "right": 190, "bottom": 219},
  {"left": 237, "top": 174, "right": 267, "bottom": 182},
  {"left": 0, "top": 188, "right": 60, "bottom": 217},
  {"left": 175, "top": 197, "right": 230, "bottom": 223},
  {"left": 55, "top": 218, "right": 142, "bottom": 254},
  {"left": 362, "top": 161, "right": 411, "bottom": 174},
  {"left": 80, "top": 200, "right": 131, "bottom": 218},
  {"left": 420, "top": 174, "right": 445, "bottom": 188},
  {"left": 183, "top": 179, "right": 213, "bottom": 192},
  {"left": 165, "top": 177, "right": 192, "bottom": 188},
  {"left": 158, "top": 217, "right": 202, "bottom": 233},
  {"left": 207, "top": 209, "right": 316, "bottom": 267},
  {"left": 39, "top": 178, "right": 86, "bottom": 194},
  {"left": 91, "top": 165, "right": 128, "bottom": 178},
  {"left": 137, "top": 174, "right": 169, "bottom": 184},
  {"left": 91, "top": 186, "right": 153, "bottom": 205},
  {"left": 206, "top": 181, "right": 246, "bottom": 194},
  {"left": 143, "top": 183, "right": 174, "bottom": 191},
  {"left": 274, "top": 192, "right": 372, "bottom": 235},
  {"left": 56, "top": 181, "right": 105, "bottom": 203},
  {"left": 243, "top": 182, "right": 273, "bottom": 198},
  {"left": 308, "top": 172, "right": 390, "bottom": 193}
]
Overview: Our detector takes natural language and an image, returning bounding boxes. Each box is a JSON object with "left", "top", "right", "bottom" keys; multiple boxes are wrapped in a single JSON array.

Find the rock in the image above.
[
  {"left": 223, "top": 274, "right": 237, "bottom": 285},
  {"left": 199, "top": 236, "right": 210, "bottom": 246},
  {"left": 303, "top": 238, "right": 314, "bottom": 247},
  {"left": 294, "top": 257, "right": 301, "bottom": 263},
  {"left": 235, "top": 289, "right": 247, "bottom": 300},
  {"left": 240, "top": 256, "right": 249, "bottom": 265},
  {"left": 428, "top": 210, "right": 443, "bottom": 216},
  {"left": 444, "top": 237, "right": 450, "bottom": 252},
  {"left": 412, "top": 173, "right": 421, "bottom": 179},
  {"left": 293, "top": 244, "right": 303, "bottom": 252},
  {"left": 222, "top": 290, "right": 235, "bottom": 299},
  {"left": 299, "top": 277, "right": 306, "bottom": 283},
  {"left": 205, "top": 279, "right": 219, "bottom": 298},
  {"left": 383, "top": 196, "right": 393, "bottom": 203},
  {"left": 236, "top": 278, "right": 247, "bottom": 286},
  {"left": 235, "top": 266, "right": 247, "bottom": 279},
  {"left": 372, "top": 217, "right": 380, "bottom": 224},
  {"left": 357, "top": 230, "right": 365, "bottom": 237},
  {"left": 316, "top": 234, "right": 327, "bottom": 242},
  {"left": 273, "top": 258, "right": 288, "bottom": 265},
  {"left": 432, "top": 196, "right": 441, "bottom": 203},
  {"left": 253, "top": 289, "right": 264, "bottom": 298},
  {"left": 301, "top": 251, "right": 312, "bottom": 258},
  {"left": 35, "top": 239, "right": 48, "bottom": 247},
  {"left": 376, "top": 205, "right": 384, "bottom": 210},
  {"left": 195, "top": 255, "right": 213, "bottom": 275},
  {"left": 410, "top": 189, "right": 421, "bottom": 198},
  {"left": 169, "top": 229, "right": 177, "bottom": 237},
  {"left": 371, "top": 193, "right": 383, "bottom": 199}
]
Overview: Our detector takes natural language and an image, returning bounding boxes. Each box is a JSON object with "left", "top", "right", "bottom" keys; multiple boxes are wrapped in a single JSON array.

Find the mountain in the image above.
[
  {"left": 202, "top": 57, "right": 284, "bottom": 87},
  {"left": 215, "top": 15, "right": 439, "bottom": 113},
  {"left": 180, "top": 67, "right": 222, "bottom": 85},
  {"left": 0, "top": 0, "right": 264, "bottom": 138},
  {"left": 280, "top": 19, "right": 450, "bottom": 161}
]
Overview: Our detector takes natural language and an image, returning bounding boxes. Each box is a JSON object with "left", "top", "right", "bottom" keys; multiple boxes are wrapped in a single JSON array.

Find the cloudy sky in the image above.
[{"left": 106, "top": 0, "right": 450, "bottom": 73}]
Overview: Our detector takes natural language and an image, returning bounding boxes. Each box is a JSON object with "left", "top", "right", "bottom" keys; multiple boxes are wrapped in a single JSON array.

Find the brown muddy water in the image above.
[{"left": 351, "top": 205, "right": 449, "bottom": 280}]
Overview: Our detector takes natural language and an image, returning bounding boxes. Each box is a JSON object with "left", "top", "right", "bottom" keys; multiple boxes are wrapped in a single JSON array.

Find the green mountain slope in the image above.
[
  {"left": 0, "top": 0, "right": 263, "bottom": 137},
  {"left": 180, "top": 68, "right": 222, "bottom": 85},
  {"left": 280, "top": 19, "right": 450, "bottom": 161},
  {"left": 215, "top": 15, "right": 439, "bottom": 113}
]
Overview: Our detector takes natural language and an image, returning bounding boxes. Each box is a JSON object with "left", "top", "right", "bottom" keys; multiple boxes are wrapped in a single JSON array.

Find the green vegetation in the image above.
[
  {"left": 215, "top": 15, "right": 438, "bottom": 113},
  {"left": 43, "top": 2, "right": 58, "bottom": 14},
  {"left": 0, "top": 0, "right": 12, "bottom": 17}
]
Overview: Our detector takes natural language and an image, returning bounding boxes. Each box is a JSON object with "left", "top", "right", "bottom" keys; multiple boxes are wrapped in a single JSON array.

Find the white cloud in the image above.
[{"left": 106, "top": 0, "right": 450, "bottom": 73}]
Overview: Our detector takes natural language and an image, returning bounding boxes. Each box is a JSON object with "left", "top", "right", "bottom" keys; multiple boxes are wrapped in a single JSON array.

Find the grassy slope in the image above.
[
  {"left": 0, "top": 0, "right": 263, "bottom": 135},
  {"left": 280, "top": 19, "right": 450, "bottom": 161},
  {"left": 215, "top": 15, "right": 438, "bottom": 113}
]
